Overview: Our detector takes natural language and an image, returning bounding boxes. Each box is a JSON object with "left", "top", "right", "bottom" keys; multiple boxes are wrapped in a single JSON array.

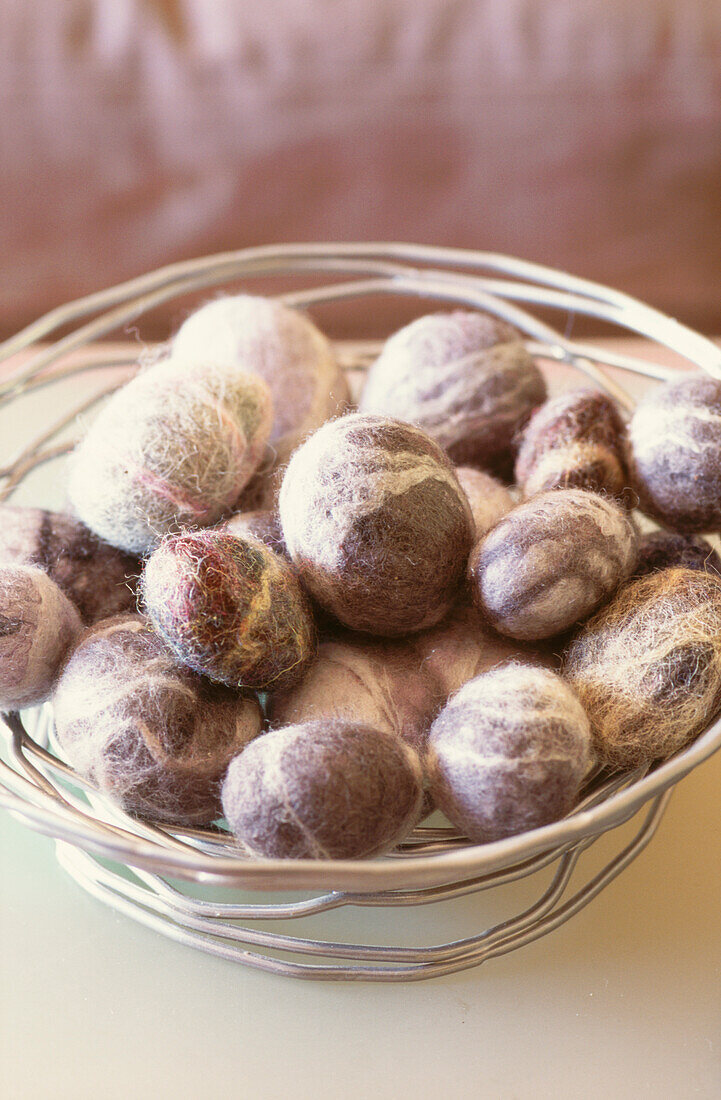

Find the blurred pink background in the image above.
[{"left": 2, "top": 0, "right": 720, "bottom": 339}]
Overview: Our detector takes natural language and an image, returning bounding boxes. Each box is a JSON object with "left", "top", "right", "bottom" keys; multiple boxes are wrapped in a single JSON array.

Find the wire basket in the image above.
[{"left": 1, "top": 242, "right": 721, "bottom": 983}]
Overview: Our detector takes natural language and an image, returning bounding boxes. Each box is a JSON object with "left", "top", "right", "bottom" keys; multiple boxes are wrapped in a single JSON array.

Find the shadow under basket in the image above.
[{"left": 1, "top": 243, "right": 721, "bottom": 982}]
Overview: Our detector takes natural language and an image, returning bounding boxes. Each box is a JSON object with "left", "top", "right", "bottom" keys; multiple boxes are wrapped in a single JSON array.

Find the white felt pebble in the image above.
[
  {"left": 68, "top": 358, "right": 273, "bottom": 554},
  {"left": 454, "top": 467, "right": 515, "bottom": 539},
  {"left": 427, "top": 663, "right": 593, "bottom": 843},
  {"left": 0, "top": 565, "right": 82, "bottom": 709},
  {"left": 172, "top": 294, "right": 350, "bottom": 505}
]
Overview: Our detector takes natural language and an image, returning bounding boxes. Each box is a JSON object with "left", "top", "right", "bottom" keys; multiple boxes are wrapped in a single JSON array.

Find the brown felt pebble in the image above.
[
  {"left": 0, "top": 565, "right": 83, "bottom": 709},
  {"left": 564, "top": 567, "right": 721, "bottom": 770},
  {"left": 141, "top": 529, "right": 316, "bottom": 692},
  {"left": 633, "top": 530, "right": 721, "bottom": 580},
  {"left": 221, "top": 719, "right": 424, "bottom": 859},
  {"left": 279, "top": 413, "right": 475, "bottom": 636},
  {"left": 413, "top": 603, "right": 556, "bottom": 702},
  {"left": 53, "top": 615, "right": 263, "bottom": 825},
  {"left": 222, "top": 509, "right": 288, "bottom": 559},
  {"left": 628, "top": 373, "right": 721, "bottom": 532},
  {"left": 454, "top": 467, "right": 514, "bottom": 539},
  {"left": 515, "top": 387, "right": 629, "bottom": 501},
  {"left": 68, "top": 357, "right": 273, "bottom": 554},
  {"left": 358, "top": 310, "right": 546, "bottom": 474},
  {"left": 172, "top": 294, "right": 350, "bottom": 509},
  {"left": 0, "top": 503, "right": 138, "bottom": 624},
  {"left": 427, "top": 664, "right": 592, "bottom": 844},
  {"left": 268, "top": 634, "right": 441, "bottom": 754},
  {"left": 468, "top": 489, "right": 637, "bottom": 640}
]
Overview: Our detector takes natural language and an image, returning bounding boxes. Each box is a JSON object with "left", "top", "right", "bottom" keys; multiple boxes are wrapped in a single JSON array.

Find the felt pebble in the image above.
[
  {"left": 454, "top": 467, "right": 515, "bottom": 539},
  {"left": 427, "top": 664, "right": 593, "bottom": 843},
  {"left": 0, "top": 503, "right": 138, "bottom": 624},
  {"left": 53, "top": 615, "right": 263, "bottom": 825},
  {"left": 279, "top": 413, "right": 475, "bottom": 636},
  {"left": 628, "top": 373, "right": 721, "bottom": 532},
  {"left": 633, "top": 530, "right": 721, "bottom": 580},
  {"left": 564, "top": 567, "right": 721, "bottom": 770},
  {"left": 359, "top": 310, "right": 546, "bottom": 475},
  {"left": 221, "top": 719, "right": 424, "bottom": 859},
  {"left": 0, "top": 565, "right": 83, "bottom": 709},
  {"left": 268, "top": 634, "right": 441, "bottom": 754},
  {"left": 141, "top": 529, "right": 316, "bottom": 692},
  {"left": 515, "top": 387, "right": 629, "bottom": 501},
  {"left": 172, "top": 294, "right": 350, "bottom": 508},
  {"left": 68, "top": 357, "right": 273, "bottom": 554},
  {"left": 468, "top": 489, "right": 637, "bottom": 640}
]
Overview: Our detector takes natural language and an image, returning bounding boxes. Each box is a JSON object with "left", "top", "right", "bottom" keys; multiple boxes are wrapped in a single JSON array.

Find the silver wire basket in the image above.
[{"left": 1, "top": 243, "right": 721, "bottom": 983}]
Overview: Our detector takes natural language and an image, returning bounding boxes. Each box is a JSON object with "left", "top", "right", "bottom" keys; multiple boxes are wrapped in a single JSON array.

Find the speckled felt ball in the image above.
[
  {"left": 0, "top": 504, "right": 138, "bottom": 624},
  {"left": 413, "top": 603, "right": 555, "bottom": 702},
  {"left": 427, "top": 664, "right": 593, "bottom": 843},
  {"left": 268, "top": 634, "right": 441, "bottom": 754},
  {"left": 0, "top": 565, "right": 83, "bottom": 709},
  {"left": 633, "top": 530, "right": 721, "bottom": 580},
  {"left": 141, "top": 529, "right": 316, "bottom": 692},
  {"left": 564, "top": 567, "right": 721, "bottom": 770},
  {"left": 628, "top": 373, "right": 721, "bottom": 532},
  {"left": 279, "top": 413, "right": 475, "bottom": 636},
  {"left": 515, "top": 387, "right": 629, "bottom": 501},
  {"left": 359, "top": 310, "right": 546, "bottom": 474},
  {"left": 468, "top": 489, "right": 637, "bottom": 640},
  {"left": 454, "top": 467, "right": 514, "bottom": 539},
  {"left": 53, "top": 616, "right": 263, "bottom": 825},
  {"left": 222, "top": 509, "right": 288, "bottom": 559},
  {"left": 68, "top": 357, "right": 273, "bottom": 554},
  {"left": 172, "top": 294, "right": 350, "bottom": 508},
  {"left": 221, "top": 719, "right": 424, "bottom": 859}
]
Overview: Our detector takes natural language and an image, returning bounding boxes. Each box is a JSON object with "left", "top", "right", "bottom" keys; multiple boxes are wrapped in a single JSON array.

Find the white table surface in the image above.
[{"left": 1, "top": 340, "right": 720, "bottom": 1100}]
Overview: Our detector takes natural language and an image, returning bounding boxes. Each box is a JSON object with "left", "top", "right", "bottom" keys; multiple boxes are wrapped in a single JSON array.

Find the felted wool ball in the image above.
[
  {"left": 359, "top": 310, "right": 546, "bottom": 474},
  {"left": 427, "top": 664, "right": 593, "bottom": 843},
  {"left": 454, "top": 467, "right": 514, "bottom": 539},
  {"left": 0, "top": 504, "right": 138, "bottom": 624},
  {"left": 53, "top": 615, "right": 263, "bottom": 825},
  {"left": 0, "top": 566, "right": 83, "bottom": 709},
  {"left": 68, "top": 357, "right": 273, "bottom": 554},
  {"left": 279, "top": 413, "right": 475, "bottom": 635},
  {"left": 628, "top": 373, "right": 721, "bottom": 532},
  {"left": 564, "top": 567, "right": 721, "bottom": 770},
  {"left": 413, "top": 603, "right": 555, "bottom": 702},
  {"left": 633, "top": 530, "right": 721, "bottom": 580},
  {"left": 222, "top": 509, "right": 288, "bottom": 559},
  {"left": 172, "top": 294, "right": 350, "bottom": 507},
  {"left": 141, "top": 529, "right": 316, "bottom": 692},
  {"left": 515, "top": 387, "right": 629, "bottom": 501},
  {"left": 468, "top": 489, "right": 637, "bottom": 640},
  {"left": 268, "top": 635, "right": 441, "bottom": 754},
  {"left": 221, "top": 719, "right": 424, "bottom": 859}
]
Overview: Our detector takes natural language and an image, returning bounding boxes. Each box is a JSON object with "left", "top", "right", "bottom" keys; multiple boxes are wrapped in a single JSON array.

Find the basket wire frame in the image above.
[{"left": 1, "top": 242, "right": 720, "bottom": 982}]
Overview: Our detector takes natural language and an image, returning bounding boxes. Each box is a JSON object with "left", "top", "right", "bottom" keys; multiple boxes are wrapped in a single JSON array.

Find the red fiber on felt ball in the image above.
[
  {"left": 279, "top": 413, "right": 475, "bottom": 636},
  {"left": 221, "top": 719, "right": 424, "bottom": 859},
  {"left": 468, "top": 489, "right": 637, "bottom": 640},
  {"left": 0, "top": 503, "right": 138, "bottom": 624},
  {"left": 427, "top": 664, "right": 593, "bottom": 843},
  {"left": 628, "top": 373, "right": 721, "bottom": 532},
  {"left": 358, "top": 310, "right": 546, "bottom": 475},
  {"left": 141, "top": 529, "right": 316, "bottom": 692},
  {"left": 515, "top": 387, "right": 629, "bottom": 501},
  {"left": 68, "top": 357, "right": 273, "bottom": 554},
  {"left": 53, "top": 615, "right": 263, "bottom": 825},
  {"left": 0, "top": 565, "right": 82, "bottom": 709}
]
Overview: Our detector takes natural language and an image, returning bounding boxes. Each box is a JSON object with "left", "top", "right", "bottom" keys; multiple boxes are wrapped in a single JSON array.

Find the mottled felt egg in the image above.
[
  {"left": 279, "top": 414, "right": 475, "bottom": 635},
  {"left": 468, "top": 489, "right": 637, "bottom": 640},
  {"left": 427, "top": 664, "right": 592, "bottom": 843}
]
